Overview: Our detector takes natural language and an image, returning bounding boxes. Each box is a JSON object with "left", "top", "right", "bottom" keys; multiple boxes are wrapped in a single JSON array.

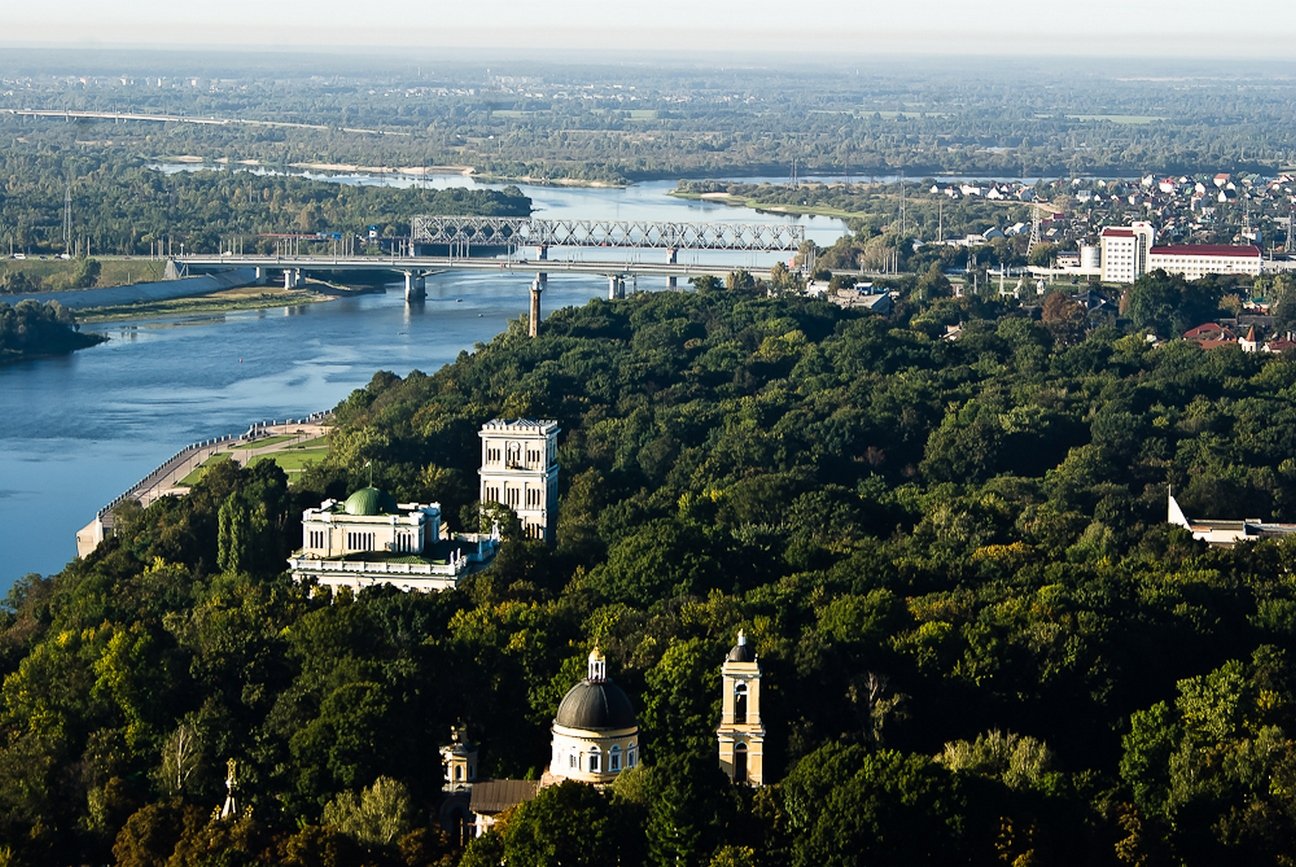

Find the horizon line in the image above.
[{"left": 1, "top": 40, "right": 1293, "bottom": 67}]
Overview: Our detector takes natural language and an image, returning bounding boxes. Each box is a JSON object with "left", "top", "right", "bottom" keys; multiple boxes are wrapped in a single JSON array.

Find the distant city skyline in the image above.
[{"left": 5, "top": 0, "right": 1295, "bottom": 60}]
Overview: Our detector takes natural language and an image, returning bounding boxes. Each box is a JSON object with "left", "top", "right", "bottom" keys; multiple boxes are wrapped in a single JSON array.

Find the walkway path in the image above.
[{"left": 75, "top": 417, "right": 330, "bottom": 557}]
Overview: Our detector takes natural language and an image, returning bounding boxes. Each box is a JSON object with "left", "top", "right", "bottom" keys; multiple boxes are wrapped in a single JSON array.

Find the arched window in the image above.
[
  {"left": 455, "top": 765, "right": 463, "bottom": 781},
  {"left": 588, "top": 747, "right": 601, "bottom": 773},
  {"left": 734, "top": 682, "right": 748, "bottom": 724},
  {"left": 628, "top": 744, "right": 638, "bottom": 768},
  {"left": 609, "top": 745, "right": 622, "bottom": 772},
  {"left": 568, "top": 749, "right": 578, "bottom": 770},
  {"left": 734, "top": 742, "right": 749, "bottom": 784}
]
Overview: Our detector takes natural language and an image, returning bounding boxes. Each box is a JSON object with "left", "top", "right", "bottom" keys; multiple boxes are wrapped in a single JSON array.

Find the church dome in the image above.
[
  {"left": 554, "top": 679, "right": 637, "bottom": 731},
  {"left": 343, "top": 486, "right": 398, "bottom": 516}
]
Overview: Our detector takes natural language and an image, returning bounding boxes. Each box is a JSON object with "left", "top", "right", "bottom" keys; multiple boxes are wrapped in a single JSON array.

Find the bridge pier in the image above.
[
  {"left": 404, "top": 271, "right": 426, "bottom": 301},
  {"left": 536, "top": 244, "right": 548, "bottom": 289},
  {"left": 529, "top": 278, "right": 543, "bottom": 339},
  {"left": 607, "top": 275, "right": 627, "bottom": 300},
  {"left": 283, "top": 269, "right": 303, "bottom": 289},
  {"left": 666, "top": 247, "right": 679, "bottom": 289}
]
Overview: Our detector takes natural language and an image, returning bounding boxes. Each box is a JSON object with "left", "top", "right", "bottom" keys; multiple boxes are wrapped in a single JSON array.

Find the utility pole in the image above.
[
  {"left": 63, "top": 181, "right": 72, "bottom": 255},
  {"left": 899, "top": 170, "right": 906, "bottom": 238}
]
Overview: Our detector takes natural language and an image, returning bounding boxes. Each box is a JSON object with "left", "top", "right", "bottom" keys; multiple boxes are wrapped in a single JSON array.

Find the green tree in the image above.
[
  {"left": 321, "top": 776, "right": 416, "bottom": 847},
  {"left": 498, "top": 780, "right": 641, "bottom": 866}
]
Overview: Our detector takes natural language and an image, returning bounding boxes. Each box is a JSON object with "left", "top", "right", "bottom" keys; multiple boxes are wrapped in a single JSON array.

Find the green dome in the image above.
[{"left": 342, "top": 486, "right": 398, "bottom": 516}]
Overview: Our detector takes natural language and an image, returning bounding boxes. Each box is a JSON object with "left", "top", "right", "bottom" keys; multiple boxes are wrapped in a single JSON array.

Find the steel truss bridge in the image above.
[{"left": 410, "top": 216, "right": 805, "bottom": 252}]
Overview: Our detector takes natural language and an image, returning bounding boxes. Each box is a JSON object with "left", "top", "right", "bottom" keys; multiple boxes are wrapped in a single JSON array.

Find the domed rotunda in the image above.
[{"left": 548, "top": 649, "right": 639, "bottom": 785}]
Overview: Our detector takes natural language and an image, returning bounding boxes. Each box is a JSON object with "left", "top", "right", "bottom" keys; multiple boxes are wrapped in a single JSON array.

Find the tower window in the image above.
[
  {"left": 609, "top": 745, "right": 622, "bottom": 772},
  {"left": 734, "top": 742, "right": 749, "bottom": 784},
  {"left": 588, "top": 748, "right": 601, "bottom": 773},
  {"left": 628, "top": 744, "right": 637, "bottom": 768},
  {"left": 734, "top": 682, "right": 748, "bottom": 724}
]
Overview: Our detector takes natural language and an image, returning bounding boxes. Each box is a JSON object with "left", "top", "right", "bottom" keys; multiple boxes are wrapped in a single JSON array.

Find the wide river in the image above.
[{"left": 0, "top": 177, "right": 849, "bottom": 592}]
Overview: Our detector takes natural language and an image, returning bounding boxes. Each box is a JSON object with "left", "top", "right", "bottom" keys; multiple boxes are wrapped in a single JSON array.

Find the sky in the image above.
[{"left": 5, "top": 0, "right": 1295, "bottom": 59}]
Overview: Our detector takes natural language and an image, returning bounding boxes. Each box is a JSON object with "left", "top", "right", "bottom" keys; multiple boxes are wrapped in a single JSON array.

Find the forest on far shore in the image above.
[{"left": 5, "top": 284, "right": 1296, "bottom": 865}]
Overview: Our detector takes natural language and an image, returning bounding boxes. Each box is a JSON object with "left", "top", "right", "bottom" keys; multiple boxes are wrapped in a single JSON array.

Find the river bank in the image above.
[
  {"left": 669, "top": 188, "right": 873, "bottom": 222},
  {"left": 79, "top": 284, "right": 332, "bottom": 322}
]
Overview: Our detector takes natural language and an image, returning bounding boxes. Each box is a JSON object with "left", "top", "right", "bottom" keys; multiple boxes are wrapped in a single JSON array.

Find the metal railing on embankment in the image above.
[{"left": 93, "top": 410, "right": 332, "bottom": 521}]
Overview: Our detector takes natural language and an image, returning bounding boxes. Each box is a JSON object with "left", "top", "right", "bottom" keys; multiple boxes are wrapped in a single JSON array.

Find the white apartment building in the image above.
[{"left": 1099, "top": 222, "right": 1156, "bottom": 283}]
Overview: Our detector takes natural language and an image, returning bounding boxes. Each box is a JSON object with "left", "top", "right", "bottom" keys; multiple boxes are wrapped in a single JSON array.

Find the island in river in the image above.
[{"left": 0, "top": 300, "right": 105, "bottom": 363}]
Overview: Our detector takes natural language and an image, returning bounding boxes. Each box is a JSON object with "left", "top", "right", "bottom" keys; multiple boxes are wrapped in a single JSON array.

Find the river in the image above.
[{"left": 0, "top": 177, "right": 850, "bottom": 592}]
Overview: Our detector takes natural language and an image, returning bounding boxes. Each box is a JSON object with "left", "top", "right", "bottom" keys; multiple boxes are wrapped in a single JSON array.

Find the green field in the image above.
[
  {"left": 249, "top": 444, "right": 330, "bottom": 476},
  {"left": 177, "top": 434, "right": 329, "bottom": 485},
  {"left": 177, "top": 453, "right": 231, "bottom": 486},
  {"left": 1, "top": 257, "right": 170, "bottom": 292},
  {"left": 293, "top": 436, "right": 329, "bottom": 449}
]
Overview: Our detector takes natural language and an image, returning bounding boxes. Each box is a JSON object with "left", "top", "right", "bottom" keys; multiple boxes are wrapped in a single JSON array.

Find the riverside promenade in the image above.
[{"left": 75, "top": 415, "right": 330, "bottom": 557}]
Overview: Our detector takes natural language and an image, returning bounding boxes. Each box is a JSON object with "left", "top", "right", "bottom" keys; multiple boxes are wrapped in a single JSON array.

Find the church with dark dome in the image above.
[
  {"left": 446, "top": 637, "right": 767, "bottom": 838},
  {"left": 545, "top": 649, "right": 639, "bottom": 785}
]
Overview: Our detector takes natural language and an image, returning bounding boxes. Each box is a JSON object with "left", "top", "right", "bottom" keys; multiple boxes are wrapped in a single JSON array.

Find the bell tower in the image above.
[
  {"left": 717, "top": 630, "right": 765, "bottom": 786},
  {"left": 440, "top": 724, "right": 478, "bottom": 791}
]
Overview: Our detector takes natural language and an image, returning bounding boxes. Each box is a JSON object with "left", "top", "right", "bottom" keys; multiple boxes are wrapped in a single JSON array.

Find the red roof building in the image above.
[{"left": 1148, "top": 244, "right": 1262, "bottom": 280}]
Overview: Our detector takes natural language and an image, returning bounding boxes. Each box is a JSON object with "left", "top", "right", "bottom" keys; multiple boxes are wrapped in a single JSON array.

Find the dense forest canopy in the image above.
[{"left": 6, "top": 285, "right": 1296, "bottom": 864}]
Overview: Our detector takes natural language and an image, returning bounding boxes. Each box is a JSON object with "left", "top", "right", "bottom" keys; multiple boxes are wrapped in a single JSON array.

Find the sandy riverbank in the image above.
[{"left": 288, "top": 161, "right": 475, "bottom": 176}]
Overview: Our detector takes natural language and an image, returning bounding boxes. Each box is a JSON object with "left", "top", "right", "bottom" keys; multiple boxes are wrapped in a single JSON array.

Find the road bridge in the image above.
[{"left": 182, "top": 216, "right": 806, "bottom": 335}]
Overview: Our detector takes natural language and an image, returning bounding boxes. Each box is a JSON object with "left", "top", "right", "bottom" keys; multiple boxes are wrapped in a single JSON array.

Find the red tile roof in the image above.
[
  {"left": 1101, "top": 227, "right": 1134, "bottom": 237},
  {"left": 1183, "top": 322, "right": 1235, "bottom": 340}
]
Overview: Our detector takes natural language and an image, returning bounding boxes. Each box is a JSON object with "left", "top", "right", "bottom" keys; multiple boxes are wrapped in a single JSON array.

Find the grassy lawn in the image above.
[
  {"left": 250, "top": 446, "right": 330, "bottom": 476},
  {"left": 293, "top": 436, "right": 329, "bottom": 449},
  {"left": 177, "top": 453, "right": 231, "bottom": 486},
  {"left": 0, "top": 258, "right": 168, "bottom": 291}
]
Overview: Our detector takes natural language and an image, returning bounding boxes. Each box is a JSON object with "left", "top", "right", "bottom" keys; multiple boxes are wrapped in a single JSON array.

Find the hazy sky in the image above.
[{"left": 6, "top": 0, "right": 1294, "bottom": 58}]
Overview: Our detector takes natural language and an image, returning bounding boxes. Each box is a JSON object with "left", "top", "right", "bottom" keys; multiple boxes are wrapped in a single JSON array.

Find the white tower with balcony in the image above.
[{"left": 478, "top": 418, "right": 560, "bottom": 542}]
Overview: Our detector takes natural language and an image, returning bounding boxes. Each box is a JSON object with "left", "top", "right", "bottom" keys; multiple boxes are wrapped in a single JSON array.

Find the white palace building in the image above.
[{"left": 288, "top": 417, "right": 560, "bottom": 592}]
